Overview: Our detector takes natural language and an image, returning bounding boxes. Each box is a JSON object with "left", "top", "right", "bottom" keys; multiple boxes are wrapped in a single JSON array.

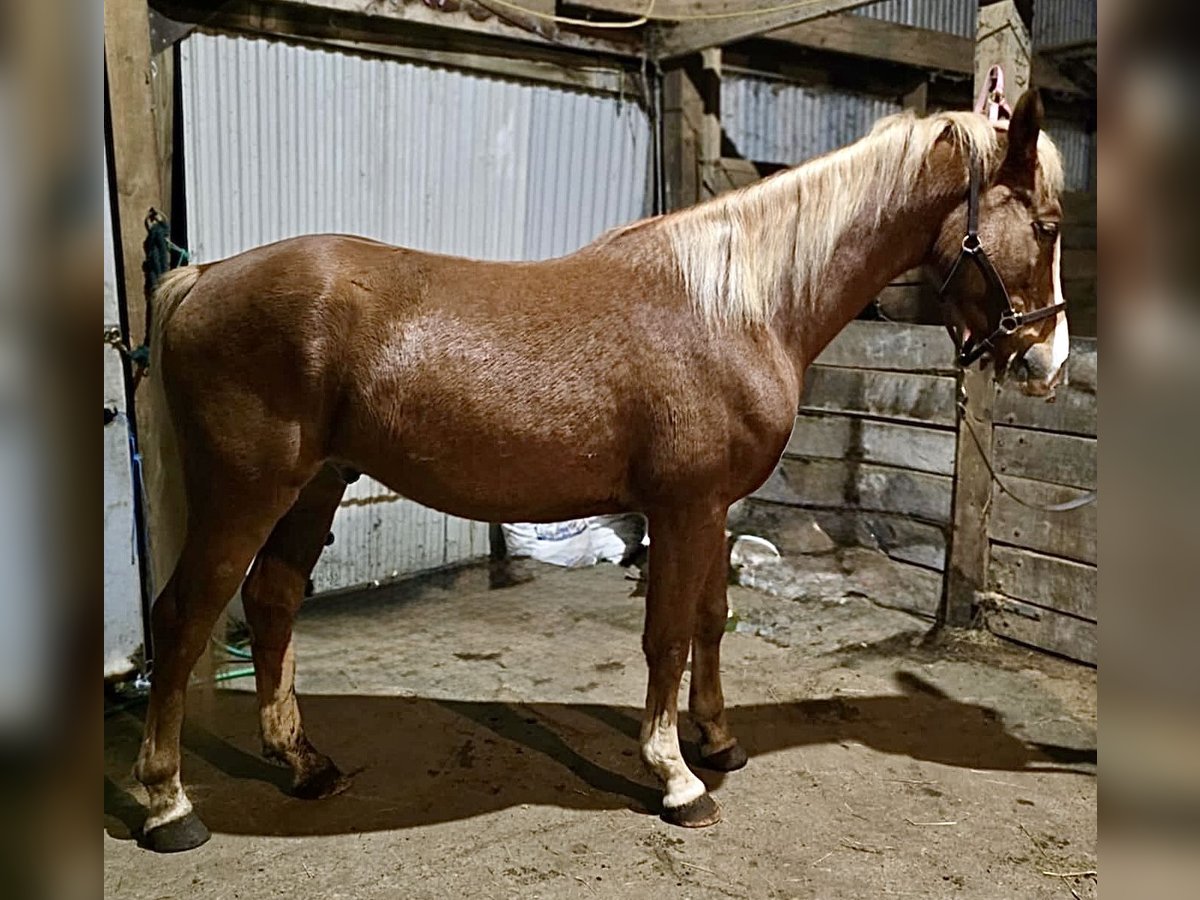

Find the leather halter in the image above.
[{"left": 938, "top": 149, "right": 1067, "bottom": 368}]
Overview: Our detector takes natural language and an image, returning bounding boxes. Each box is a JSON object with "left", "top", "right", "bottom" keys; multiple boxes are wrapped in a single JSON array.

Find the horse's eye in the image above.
[{"left": 1034, "top": 220, "right": 1060, "bottom": 240}]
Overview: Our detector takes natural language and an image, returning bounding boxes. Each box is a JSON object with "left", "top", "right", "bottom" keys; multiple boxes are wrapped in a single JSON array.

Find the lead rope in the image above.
[{"left": 956, "top": 388, "right": 1097, "bottom": 513}]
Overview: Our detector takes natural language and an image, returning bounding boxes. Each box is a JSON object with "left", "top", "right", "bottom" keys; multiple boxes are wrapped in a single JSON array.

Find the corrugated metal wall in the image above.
[
  {"left": 853, "top": 0, "right": 976, "bottom": 37},
  {"left": 1045, "top": 120, "right": 1094, "bottom": 192},
  {"left": 1034, "top": 0, "right": 1097, "bottom": 48},
  {"left": 180, "top": 32, "right": 651, "bottom": 594},
  {"left": 104, "top": 143, "right": 144, "bottom": 676},
  {"left": 723, "top": 73, "right": 1093, "bottom": 193},
  {"left": 853, "top": 1, "right": 1098, "bottom": 52},
  {"left": 721, "top": 74, "right": 901, "bottom": 165}
]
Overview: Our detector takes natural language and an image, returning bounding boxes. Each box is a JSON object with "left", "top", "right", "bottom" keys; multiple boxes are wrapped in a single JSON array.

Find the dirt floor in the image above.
[{"left": 104, "top": 555, "right": 1096, "bottom": 899}]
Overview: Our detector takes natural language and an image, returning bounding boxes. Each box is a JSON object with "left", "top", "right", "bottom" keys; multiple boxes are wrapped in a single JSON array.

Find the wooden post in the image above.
[
  {"left": 697, "top": 49, "right": 722, "bottom": 201},
  {"left": 939, "top": 1, "right": 1031, "bottom": 628},
  {"left": 661, "top": 49, "right": 721, "bottom": 211},
  {"left": 661, "top": 56, "right": 703, "bottom": 212},
  {"left": 975, "top": 1, "right": 1033, "bottom": 99},
  {"left": 902, "top": 79, "right": 928, "bottom": 117},
  {"left": 105, "top": 0, "right": 167, "bottom": 349},
  {"left": 105, "top": 0, "right": 177, "bottom": 602}
]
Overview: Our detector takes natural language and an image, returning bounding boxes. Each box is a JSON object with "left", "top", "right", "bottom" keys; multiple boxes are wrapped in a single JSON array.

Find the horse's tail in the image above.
[{"left": 142, "top": 265, "right": 203, "bottom": 598}]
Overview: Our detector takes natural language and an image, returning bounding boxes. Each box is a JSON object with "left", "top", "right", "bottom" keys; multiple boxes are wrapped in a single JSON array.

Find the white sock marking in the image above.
[{"left": 642, "top": 712, "right": 707, "bottom": 808}]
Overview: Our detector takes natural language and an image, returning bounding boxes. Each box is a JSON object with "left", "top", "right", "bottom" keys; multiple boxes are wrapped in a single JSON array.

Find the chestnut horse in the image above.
[{"left": 134, "top": 92, "right": 1069, "bottom": 851}]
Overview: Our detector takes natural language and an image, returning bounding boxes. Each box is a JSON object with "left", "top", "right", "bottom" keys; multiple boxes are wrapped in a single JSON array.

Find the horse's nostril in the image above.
[{"left": 1020, "top": 342, "right": 1056, "bottom": 383}]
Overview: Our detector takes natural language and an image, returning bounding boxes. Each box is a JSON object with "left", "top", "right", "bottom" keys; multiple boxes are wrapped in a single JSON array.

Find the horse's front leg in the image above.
[
  {"left": 640, "top": 504, "right": 725, "bottom": 827},
  {"left": 688, "top": 521, "right": 749, "bottom": 772}
]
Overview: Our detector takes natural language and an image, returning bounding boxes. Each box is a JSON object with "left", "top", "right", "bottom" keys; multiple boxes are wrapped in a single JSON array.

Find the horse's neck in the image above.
[{"left": 776, "top": 155, "right": 962, "bottom": 370}]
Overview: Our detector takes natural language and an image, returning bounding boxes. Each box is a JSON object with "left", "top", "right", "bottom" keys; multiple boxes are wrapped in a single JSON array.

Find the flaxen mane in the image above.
[{"left": 649, "top": 110, "right": 1063, "bottom": 327}]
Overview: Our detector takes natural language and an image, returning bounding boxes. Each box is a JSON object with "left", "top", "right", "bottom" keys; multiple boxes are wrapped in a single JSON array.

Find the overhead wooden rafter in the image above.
[
  {"left": 761, "top": 11, "right": 1080, "bottom": 95},
  {"left": 153, "top": 1, "right": 1089, "bottom": 96},
  {"left": 152, "top": 0, "right": 640, "bottom": 59},
  {"left": 646, "top": 0, "right": 882, "bottom": 59}
]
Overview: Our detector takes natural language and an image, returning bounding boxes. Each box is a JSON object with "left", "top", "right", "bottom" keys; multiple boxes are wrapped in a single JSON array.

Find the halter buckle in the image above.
[{"left": 999, "top": 314, "right": 1020, "bottom": 335}]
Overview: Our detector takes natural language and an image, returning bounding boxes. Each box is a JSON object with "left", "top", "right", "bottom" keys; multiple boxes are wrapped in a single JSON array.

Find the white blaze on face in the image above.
[
  {"left": 1048, "top": 235, "right": 1070, "bottom": 379},
  {"left": 1022, "top": 234, "right": 1070, "bottom": 393}
]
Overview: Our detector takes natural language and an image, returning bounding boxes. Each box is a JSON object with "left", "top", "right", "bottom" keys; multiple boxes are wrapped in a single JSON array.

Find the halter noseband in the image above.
[{"left": 938, "top": 148, "right": 1067, "bottom": 368}]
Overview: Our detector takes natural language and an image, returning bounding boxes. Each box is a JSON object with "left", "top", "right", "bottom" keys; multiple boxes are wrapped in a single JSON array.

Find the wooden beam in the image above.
[
  {"left": 697, "top": 48, "right": 721, "bottom": 201},
  {"left": 300, "top": 34, "right": 639, "bottom": 96},
  {"left": 802, "top": 367, "right": 958, "bottom": 428},
  {"left": 105, "top": 0, "right": 177, "bottom": 603},
  {"left": 973, "top": 0, "right": 1031, "bottom": 98},
  {"left": 984, "top": 594, "right": 1095, "bottom": 665},
  {"left": 786, "top": 413, "right": 957, "bottom": 477},
  {"left": 988, "top": 545, "right": 1096, "bottom": 621},
  {"left": 940, "top": 364, "right": 996, "bottom": 630},
  {"left": 581, "top": 0, "right": 789, "bottom": 14},
  {"left": 988, "top": 478, "right": 1097, "bottom": 564},
  {"left": 772, "top": 12, "right": 969, "bottom": 75},
  {"left": 903, "top": 76, "right": 929, "bottom": 116},
  {"left": 156, "top": 1, "right": 1084, "bottom": 97},
  {"left": 715, "top": 157, "right": 760, "bottom": 191},
  {"left": 155, "top": 0, "right": 639, "bottom": 59},
  {"left": 155, "top": 1, "right": 650, "bottom": 97},
  {"left": 656, "top": 0, "right": 878, "bottom": 59},
  {"left": 986, "top": 0, "right": 1033, "bottom": 30},
  {"left": 993, "top": 427, "right": 1097, "bottom": 490},
  {"left": 762, "top": 12, "right": 1079, "bottom": 94},
  {"left": 754, "top": 457, "right": 952, "bottom": 524},
  {"left": 814, "top": 321, "right": 955, "bottom": 374},
  {"left": 151, "top": 47, "right": 175, "bottom": 223},
  {"left": 106, "top": 1, "right": 165, "bottom": 350},
  {"left": 939, "top": 1, "right": 1031, "bottom": 630},
  {"left": 661, "top": 56, "right": 704, "bottom": 211}
]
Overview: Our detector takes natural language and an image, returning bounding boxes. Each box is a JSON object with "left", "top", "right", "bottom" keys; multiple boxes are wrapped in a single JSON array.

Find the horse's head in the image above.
[{"left": 932, "top": 90, "right": 1069, "bottom": 397}]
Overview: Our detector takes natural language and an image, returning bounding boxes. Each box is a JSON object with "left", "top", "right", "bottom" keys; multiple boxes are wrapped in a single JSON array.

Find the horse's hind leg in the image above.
[
  {"left": 135, "top": 482, "right": 301, "bottom": 853},
  {"left": 240, "top": 464, "right": 348, "bottom": 799},
  {"left": 689, "top": 522, "right": 748, "bottom": 772},
  {"left": 640, "top": 504, "right": 726, "bottom": 828}
]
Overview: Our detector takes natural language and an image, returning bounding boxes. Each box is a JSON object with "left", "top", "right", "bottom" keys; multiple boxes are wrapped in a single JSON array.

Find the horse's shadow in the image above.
[{"left": 104, "top": 671, "right": 1094, "bottom": 841}]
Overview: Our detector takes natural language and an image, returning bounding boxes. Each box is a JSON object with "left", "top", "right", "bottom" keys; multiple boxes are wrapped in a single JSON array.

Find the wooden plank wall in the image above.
[
  {"left": 742, "top": 323, "right": 1098, "bottom": 659},
  {"left": 983, "top": 338, "right": 1097, "bottom": 664},
  {"left": 746, "top": 321, "right": 958, "bottom": 616},
  {"left": 1061, "top": 192, "right": 1097, "bottom": 337}
]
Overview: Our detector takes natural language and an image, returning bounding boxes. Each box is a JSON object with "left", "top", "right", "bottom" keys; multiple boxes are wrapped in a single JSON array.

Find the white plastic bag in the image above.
[{"left": 502, "top": 514, "right": 645, "bottom": 567}]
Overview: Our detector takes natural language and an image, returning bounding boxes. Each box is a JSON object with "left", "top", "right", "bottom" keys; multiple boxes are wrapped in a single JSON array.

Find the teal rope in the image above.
[{"left": 214, "top": 638, "right": 254, "bottom": 660}]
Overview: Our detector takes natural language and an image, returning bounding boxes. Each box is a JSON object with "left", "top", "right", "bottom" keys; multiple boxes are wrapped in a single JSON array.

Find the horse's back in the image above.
[{"left": 154, "top": 231, "right": 796, "bottom": 517}]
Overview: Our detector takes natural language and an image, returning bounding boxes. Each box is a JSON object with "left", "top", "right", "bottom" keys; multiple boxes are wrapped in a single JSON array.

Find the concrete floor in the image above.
[{"left": 104, "top": 557, "right": 1096, "bottom": 899}]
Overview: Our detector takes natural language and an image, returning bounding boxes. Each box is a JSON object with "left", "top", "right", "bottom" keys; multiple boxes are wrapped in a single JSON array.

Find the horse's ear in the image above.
[{"left": 1001, "top": 89, "right": 1044, "bottom": 187}]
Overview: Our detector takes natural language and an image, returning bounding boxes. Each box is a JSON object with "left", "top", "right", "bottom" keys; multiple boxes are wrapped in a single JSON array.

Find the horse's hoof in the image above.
[
  {"left": 140, "top": 811, "right": 211, "bottom": 853},
  {"left": 661, "top": 793, "right": 721, "bottom": 828},
  {"left": 292, "top": 762, "right": 352, "bottom": 800},
  {"left": 699, "top": 742, "right": 748, "bottom": 772}
]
